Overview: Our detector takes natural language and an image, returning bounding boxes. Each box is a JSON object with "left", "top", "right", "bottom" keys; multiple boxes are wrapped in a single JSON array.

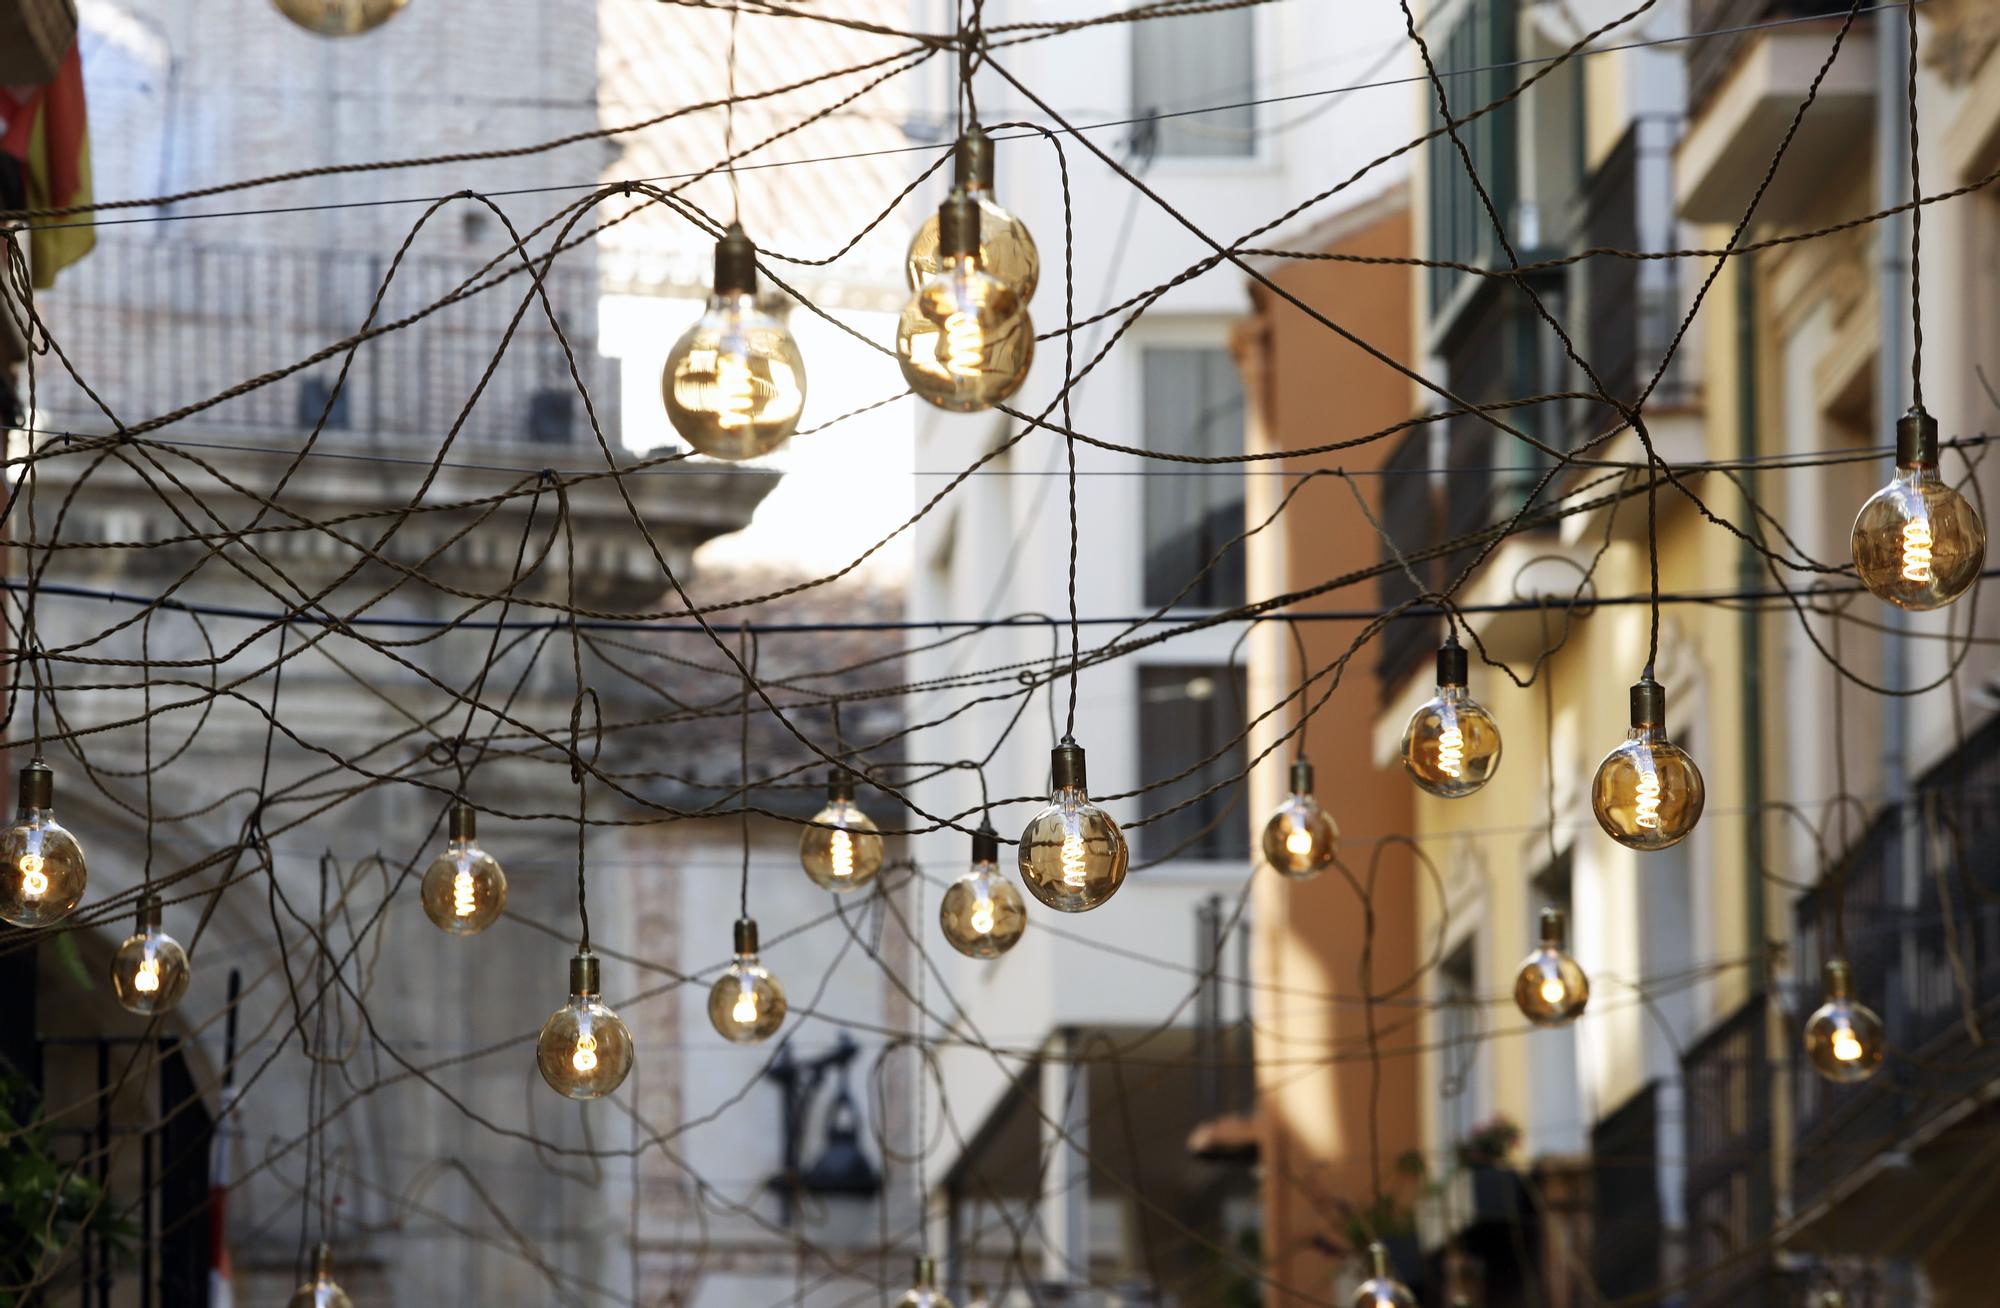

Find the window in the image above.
[
  {"left": 1130, "top": 8, "right": 1255, "bottom": 158},
  {"left": 1425, "top": 0, "right": 1520, "bottom": 312},
  {"left": 1141, "top": 347, "right": 1247, "bottom": 609},
  {"left": 1137, "top": 665, "right": 1248, "bottom": 861}
]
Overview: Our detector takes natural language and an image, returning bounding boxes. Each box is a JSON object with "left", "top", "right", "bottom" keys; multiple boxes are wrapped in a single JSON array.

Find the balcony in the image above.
[
  {"left": 1682, "top": 996, "right": 1789, "bottom": 1306},
  {"left": 1677, "top": 1, "right": 1875, "bottom": 225},
  {"left": 1788, "top": 713, "right": 2000, "bottom": 1254}
]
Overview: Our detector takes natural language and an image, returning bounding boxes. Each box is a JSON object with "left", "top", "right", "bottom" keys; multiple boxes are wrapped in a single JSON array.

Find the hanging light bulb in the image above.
[
  {"left": 964, "top": 1282, "right": 992, "bottom": 1308},
  {"left": 284, "top": 1243, "right": 354, "bottom": 1308},
  {"left": 708, "top": 918, "right": 787, "bottom": 1043},
  {"left": 940, "top": 822, "right": 1027, "bottom": 958},
  {"left": 906, "top": 127, "right": 1040, "bottom": 301},
  {"left": 110, "top": 894, "right": 191, "bottom": 1017},
  {"left": 799, "top": 770, "right": 885, "bottom": 892},
  {"left": 1589, "top": 678, "right": 1704, "bottom": 851},
  {"left": 896, "top": 189, "right": 1033, "bottom": 412},
  {"left": 1850, "top": 406, "right": 1986, "bottom": 610},
  {"left": 418, "top": 801, "right": 507, "bottom": 935},
  {"left": 273, "top": 0, "right": 409, "bottom": 37},
  {"left": 1401, "top": 638, "right": 1502, "bottom": 797},
  {"left": 1260, "top": 758, "right": 1338, "bottom": 878},
  {"left": 1017, "top": 738, "right": 1127, "bottom": 913},
  {"left": 536, "top": 947, "right": 635, "bottom": 1100},
  {"left": 1350, "top": 1241, "right": 1416, "bottom": 1308},
  {"left": 0, "top": 760, "right": 86, "bottom": 928},
  {"left": 1803, "top": 958, "right": 1885, "bottom": 1084},
  {"left": 893, "top": 1255, "right": 955, "bottom": 1308},
  {"left": 1513, "top": 907, "right": 1588, "bottom": 1027},
  {"left": 663, "top": 223, "right": 807, "bottom": 461}
]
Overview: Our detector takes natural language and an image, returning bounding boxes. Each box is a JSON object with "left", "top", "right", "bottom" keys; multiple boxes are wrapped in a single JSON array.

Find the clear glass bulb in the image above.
[
  {"left": 1350, "top": 1244, "right": 1416, "bottom": 1308},
  {"left": 799, "top": 773, "right": 884, "bottom": 892},
  {"left": 1402, "top": 675, "right": 1502, "bottom": 799},
  {"left": 1851, "top": 465, "right": 1985, "bottom": 610},
  {"left": 536, "top": 950, "right": 635, "bottom": 1100},
  {"left": 1591, "top": 680, "right": 1704, "bottom": 851},
  {"left": 1803, "top": 960, "right": 1885, "bottom": 1084},
  {"left": 907, "top": 191, "right": 1039, "bottom": 302},
  {"left": 709, "top": 918, "right": 787, "bottom": 1043},
  {"left": 285, "top": 1245, "right": 353, "bottom": 1308},
  {"left": 893, "top": 1257, "right": 954, "bottom": 1308},
  {"left": 0, "top": 762, "right": 87, "bottom": 928},
  {"left": 940, "top": 828, "right": 1027, "bottom": 959},
  {"left": 1514, "top": 909, "right": 1588, "bottom": 1028},
  {"left": 111, "top": 900, "right": 191, "bottom": 1017},
  {"left": 1018, "top": 741, "right": 1127, "bottom": 913},
  {"left": 897, "top": 253, "right": 1033, "bottom": 412},
  {"left": 663, "top": 291, "right": 807, "bottom": 461},
  {"left": 419, "top": 804, "right": 507, "bottom": 935},
  {"left": 273, "top": 0, "right": 409, "bottom": 37},
  {"left": 1261, "top": 759, "right": 1337, "bottom": 878}
]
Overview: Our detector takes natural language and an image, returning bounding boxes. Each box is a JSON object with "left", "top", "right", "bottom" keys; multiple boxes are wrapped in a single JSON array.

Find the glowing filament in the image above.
[
  {"left": 715, "top": 353, "right": 755, "bottom": 429},
  {"left": 134, "top": 956, "right": 161, "bottom": 994},
  {"left": 1435, "top": 724, "right": 1464, "bottom": 779},
  {"left": 1059, "top": 829, "right": 1088, "bottom": 889},
  {"left": 1633, "top": 770, "right": 1663, "bottom": 830},
  {"left": 1285, "top": 826, "right": 1314, "bottom": 858},
  {"left": 1901, "top": 518, "right": 1934, "bottom": 584},
  {"left": 572, "top": 1032, "right": 599, "bottom": 1073},
  {"left": 452, "top": 866, "right": 477, "bottom": 917},
  {"left": 731, "top": 988, "right": 759, "bottom": 1025},
  {"left": 970, "top": 899, "right": 995, "bottom": 935},
  {"left": 1539, "top": 975, "right": 1566, "bottom": 1006},
  {"left": 17, "top": 852, "right": 46, "bottom": 899},
  {"left": 943, "top": 311, "right": 984, "bottom": 378},
  {"left": 1831, "top": 1025, "right": 1863, "bottom": 1063},
  {"left": 830, "top": 829, "right": 854, "bottom": 880}
]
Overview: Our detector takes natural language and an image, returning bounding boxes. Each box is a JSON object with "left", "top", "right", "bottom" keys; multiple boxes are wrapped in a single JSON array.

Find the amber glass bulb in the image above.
[
  {"left": 893, "top": 1256, "right": 955, "bottom": 1308},
  {"left": 709, "top": 918, "right": 787, "bottom": 1042},
  {"left": 273, "top": 0, "right": 408, "bottom": 36},
  {"left": 1591, "top": 679, "right": 1704, "bottom": 850},
  {"left": 906, "top": 128, "right": 1039, "bottom": 300},
  {"left": 419, "top": 803, "right": 507, "bottom": 935},
  {"left": 1803, "top": 959, "right": 1885, "bottom": 1084},
  {"left": 111, "top": 897, "right": 191, "bottom": 1016},
  {"left": 898, "top": 191, "right": 1032, "bottom": 412},
  {"left": 1018, "top": 739, "right": 1127, "bottom": 913},
  {"left": 663, "top": 225, "right": 806, "bottom": 461},
  {"left": 1261, "top": 758, "right": 1337, "bottom": 878},
  {"left": 0, "top": 761, "right": 86, "bottom": 928},
  {"left": 1351, "top": 1243, "right": 1416, "bottom": 1308},
  {"left": 1401, "top": 642, "right": 1501, "bottom": 797},
  {"left": 941, "top": 825, "right": 1027, "bottom": 959},
  {"left": 1514, "top": 908, "right": 1588, "bottom": 1027},
  {"left": 799, "top": 771, "right": 884, "bottom": 892},
  {"left": 285, "top": 1245, "right": 353, "bottom": 1308},
  {"left": 536, "top": 949, "right": 635, "bottom": 1100},
  {"left": 1851, "top": 407, "right": 1985, "bottom": 610}
]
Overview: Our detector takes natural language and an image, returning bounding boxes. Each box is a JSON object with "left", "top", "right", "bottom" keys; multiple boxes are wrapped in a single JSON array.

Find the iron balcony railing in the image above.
[
  {"left": 29, "top": 239, "right": 619, "bottom": 447},
  {"left": 1681, "top": 994, "right": 1786, "bottom": 1307},
  {"left": 1688, "top": 0, "right": 1861, "bottom": 118}
]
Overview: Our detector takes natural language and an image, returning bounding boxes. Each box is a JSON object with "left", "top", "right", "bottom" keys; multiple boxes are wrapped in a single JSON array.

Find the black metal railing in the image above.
[
  {"left": 1688, "top": 0, "right": 1861, "bottom": 118},
  {"left": 1792, "top": 713, "right": 2000, "bottom": 1211},
  {"left": 1682, "top": 995, "right": 1782, "bottom": 1307},
  {"left": 30, "top": 239, "right": 617, "bottom": 446},
  {"left": 1573, "top": 116, "right": 1689, "bottom": 430},
  {"left": 1375, "top": 426, "right": 1441, "bottom": 695},
  {"left": 1591, "top": 1081, "right": 1662, "bottom": 1302}
]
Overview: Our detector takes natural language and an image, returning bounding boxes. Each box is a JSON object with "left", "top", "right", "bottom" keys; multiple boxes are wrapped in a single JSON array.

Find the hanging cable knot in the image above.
[{"left": 567, "top": 688, "right": 602, "bottom": 784}]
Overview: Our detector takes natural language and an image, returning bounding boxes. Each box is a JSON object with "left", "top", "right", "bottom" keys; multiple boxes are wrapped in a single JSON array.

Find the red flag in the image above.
[{"left": 0, "top": 42, "right": 94, "bottom": 287}]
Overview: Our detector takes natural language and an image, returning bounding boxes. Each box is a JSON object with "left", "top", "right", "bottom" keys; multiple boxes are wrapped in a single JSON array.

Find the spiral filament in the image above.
[
  {"left": 134, "top": 956, "right": 161, "bottom": 994},
  {"left": 452, "top": 865, "right": 477, "bottom": 917},
  {"left": 715, "top": 352, "right": 756, "bottom": 429},
  {"left": 830, "top": 829, "right": 854, "bottom": 880},
  {"left": 1831, "top": 1023, "right": 1863, "bottom": 1063},
  {"left": 1059, "top": 829, "right": 1088, "bottom": 889},
  {"left": 943, "top": 311, "right": 983, "bottom": 377},
  {"left": 731, "top": 988, "right": 759, "bottom": 1025},
  {"left": 1901, "top": 517, "right": 1934, "bottom": 584},
  {"left": 572, "top": 1032, "right": 599, "bottom": 1073},
  {"left": 970, "top": 899, "right": 995, "bottom": 935},
  {"left": 1435, "top": 724, "right": 1465, "bottom": 779},
  {"left": 1633, "top": 770, "right": 1663, "bottom": 830},
  {"left": 1285, "top": 826, "right": 1314, "bottom": 858},
  {"left": 17, "top": 852, "right": 46, "bottom": 899}
]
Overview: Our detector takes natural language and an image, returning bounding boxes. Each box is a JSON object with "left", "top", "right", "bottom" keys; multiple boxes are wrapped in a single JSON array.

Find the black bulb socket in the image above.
[
  {"left": 1539, "top": 906, "right": 1565, "bottom": 946},
  {"left": 1436, "top": 640, "right": 1469, "bottom": 688},
  {"left": 826, "top": 769, "right": 856, "bottom": 803},
  {"left": 570, "top": 948, "right": 600, "bottom": 997},
  {"left": 913, "top": 1255, "right": 938, "bottom": 1288},
  {"left": 1896, "top": 404, "right": 1938, "bottom": 469},
  {"left": 1823, "top": 957, "right": 1853, "bottom": 999},
  {"left": 1050, "top": 739, "right": 1087, "bottom": 793},
  {"left": 972, "top": 822, "right": 1000, "bottom": 865},
  {"left": 17, "top": 760, "right": 52, "bottom": 813},
  {"left": 1289, "top": 758, "right": 1315, "bottom": 795},
  {"left": 937, "top": 188, "right": 982, "bottom": 260},
  {"left": 449, "top": 801, "right": 477, "bottom": 843},
  {"left": 1629, "top": 678, "right": 1666, "bottom": 730},
  {"left": 137, "top": 892, "right": 163, "bottom": 931},
  {"left": 713, "top": 222, "right": 759, "bottom": 297},
  {"left": 954, "top": 126, "right": 997, "bottom": 191},
  {"left": 734, "top": 917, "right": 760, "bottom": 957}
]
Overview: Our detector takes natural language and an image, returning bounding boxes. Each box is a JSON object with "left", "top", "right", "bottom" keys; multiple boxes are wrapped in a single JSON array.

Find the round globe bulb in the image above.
[
  {"left": 907, "top": 192, "right": 1039, "bottom": 302},
  {"left": 893, "top": 1257, "right": 954, "bottom": 1308},
  {"left": 1261, "top": 760, "right": 1337, "bottom": 878},
  {"left": 799, "top": 774, "right": 884, "bottom": 892},
  {"left": 536, "top": 951, "right": 634, "bottom": 1100},
  {"left": 1403, "top": 687, "right": 1502, "bottom": 798},
  {"left": 0, "top": 762, "right": 86, "bottom": 928},
  {"left": 419, "top": 805, "right": 507, "bottom": 935},
  {"left": 1591, "top": 681, "right": 1703, "bottom": 851},
  {"left": 663, "top": 293, "right": 806, "bottom": 460},
  {"left": 285, "top": 1246, "right": 353, "bottom": 1308},
  {"left": 1018, "top": 741, "right": 1127, "bottom": 913},
  {"left": 1350, "top": 1244, "right": 1416, "bottom": 1308},
  {"left": 709, "top": 919, "right": 787, "bottom": 1042},
  {"left": 940, "top": 830, "right": 1027, "bottom": 959},
  {"left": 273, "top": 0, "right": 409, "bottom": 37},
  {"left": 1851, "top": 408, "right": 1985, "bottom": 610},
  {"left": 1804, "top": 961, "right": 1885, "bottom": 1084},
  {"left": 111, "top": 915, "right": 191, "bottom": 1017},
  {"left": 1514, "top": 947, "right": 1589, "bottom": 1028},
  {"left": 897, "top": 256, "right": 1033, "bottom": 412}
]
